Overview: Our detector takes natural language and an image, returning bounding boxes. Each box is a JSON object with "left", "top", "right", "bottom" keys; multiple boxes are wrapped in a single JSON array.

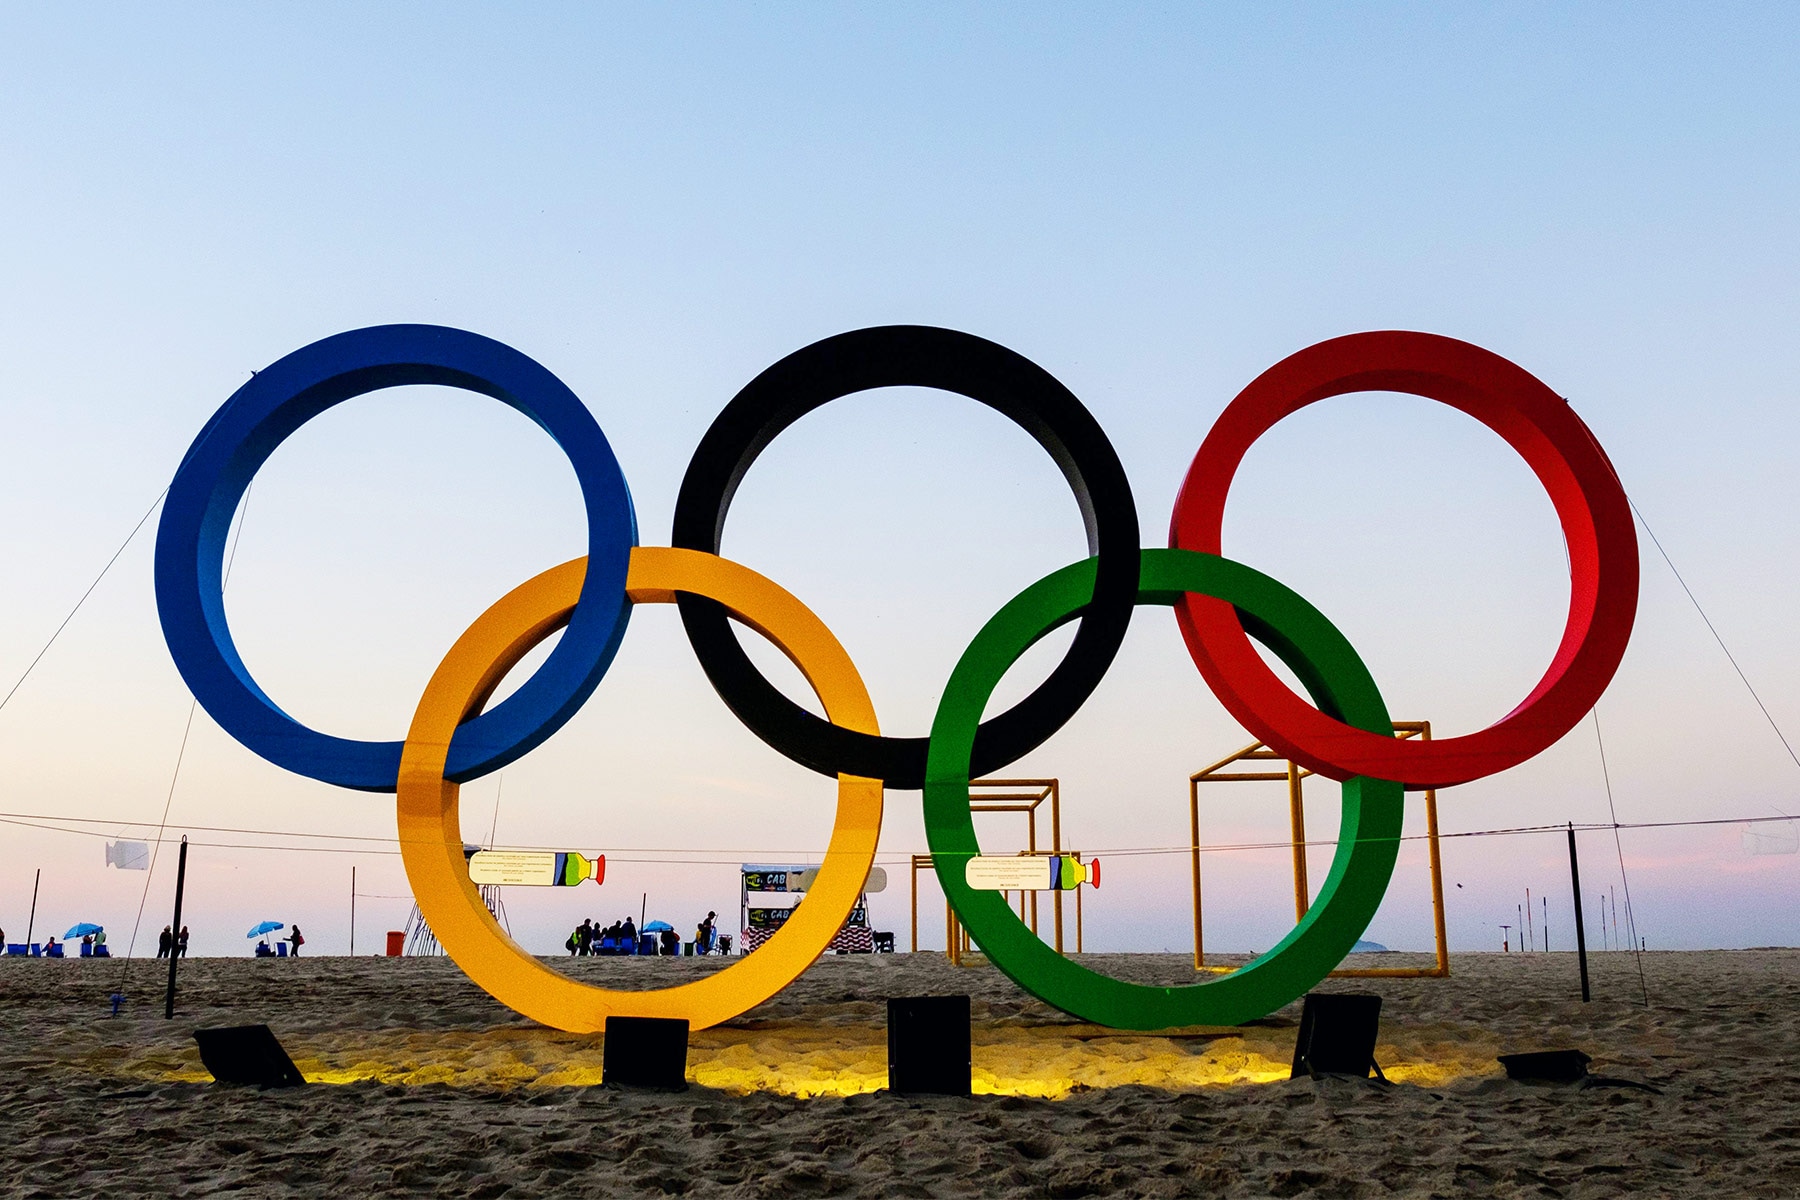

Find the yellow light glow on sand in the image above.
[{"left": 107, "top": 1022, "right": 1497, "bottom": 1098}]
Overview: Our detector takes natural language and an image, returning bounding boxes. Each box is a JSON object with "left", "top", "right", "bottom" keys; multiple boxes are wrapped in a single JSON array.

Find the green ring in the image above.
[{"left": 924, "top": 548, "right": 1403, "bottom": 1030}]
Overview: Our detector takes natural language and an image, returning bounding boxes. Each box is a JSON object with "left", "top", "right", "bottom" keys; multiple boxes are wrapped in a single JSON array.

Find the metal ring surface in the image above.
[
  {"left": 672, "top": 325, "right": 1139, "bottom": 788},
  {"left": 1170, "top": 330, "right": 1638, "bottom": 789},
  {"left": 153, "top": 325, "right": 637, "bottom": 791},
  {"left": 924, "top": 548, "right": 1402, "bottom": 1030},
  {"left": 397, "top": 547, "right": 882, "bottom": 1033}
]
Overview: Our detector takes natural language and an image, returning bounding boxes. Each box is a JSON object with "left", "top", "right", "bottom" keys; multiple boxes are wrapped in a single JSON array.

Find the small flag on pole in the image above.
[{"left": 105, "top": 840, "right": 150, "bottom": 871}]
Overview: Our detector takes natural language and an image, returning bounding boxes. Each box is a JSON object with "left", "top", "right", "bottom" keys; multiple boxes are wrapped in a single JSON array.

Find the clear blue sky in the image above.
[{"left": 1, "top": 6, "right": 1795, "bottom": 959}]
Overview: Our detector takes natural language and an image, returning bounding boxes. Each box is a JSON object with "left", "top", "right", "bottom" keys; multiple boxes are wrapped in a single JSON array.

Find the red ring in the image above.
[{"left": 1170, "top": 331, "right": 1638, "bottom": 789}]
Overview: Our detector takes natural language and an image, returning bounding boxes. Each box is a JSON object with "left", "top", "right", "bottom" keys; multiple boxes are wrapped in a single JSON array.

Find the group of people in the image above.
[
  {"left": 254, "top": 925, "right": 304, "bottom": 957},
  {"left": 564, "top": 911, "right": 721, "bottom": 957},
  {"left": 1, "top": 926, "right": 111, "bottom": 957},
  {"left": 155, "top": 926, "right": 190, "bottom": 958},
  {"left": 566, "top": 917, "right": 656, "bottom": 956}
]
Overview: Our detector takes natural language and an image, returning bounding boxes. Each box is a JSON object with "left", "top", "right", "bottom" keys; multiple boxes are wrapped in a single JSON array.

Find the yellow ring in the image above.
[{"left": 396, "top": 546, "right": 882, "bottom": 1032}]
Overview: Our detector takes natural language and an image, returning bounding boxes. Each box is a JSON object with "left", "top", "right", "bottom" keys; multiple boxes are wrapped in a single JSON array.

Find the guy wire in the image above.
[
  {"left": 1630, "top": 496, "right": 1800, "bottom": 771},
  {"left": 1593, "top": 708, "right": 1650, "bottom": 1006},
  {"left": 0, "top": 487, "right": 168, "bottom": 718},
  {"left": 119, "top": 482, "right": 252, "bottom": 999}
]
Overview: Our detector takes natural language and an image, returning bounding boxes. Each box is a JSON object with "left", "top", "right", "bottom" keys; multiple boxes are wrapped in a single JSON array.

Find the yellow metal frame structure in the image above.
[
  {"left": 1187, "top": 721, "right": 1449, "bottom": 979},
  {"left": 909, "top": 778, "right": 1083, "bottom": 962}
]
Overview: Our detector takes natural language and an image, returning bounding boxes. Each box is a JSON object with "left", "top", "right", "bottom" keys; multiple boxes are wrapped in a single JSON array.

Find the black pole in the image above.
[
  {"left": 26, "top": 868, "right": 40, "bottom": 945},
  {"left": 164, "top": 838, "right": 189, "bottom": 1019},
  {"left": 350, "top": 866, "right": 356, "bottom": 957},
  {"left": 1567, "top": 824, "right": 1590, "bottom": 1001}
]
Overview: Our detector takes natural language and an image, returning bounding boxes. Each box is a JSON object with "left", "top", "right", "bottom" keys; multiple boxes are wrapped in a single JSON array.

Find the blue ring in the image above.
[{"left": 153, "top": 325, "right": 637, "bottom": 792}]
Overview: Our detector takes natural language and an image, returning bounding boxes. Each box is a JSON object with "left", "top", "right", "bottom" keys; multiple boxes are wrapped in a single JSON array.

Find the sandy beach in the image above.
[{"left": 0, "top": 948, "right": 1793, "bottom": 1197}]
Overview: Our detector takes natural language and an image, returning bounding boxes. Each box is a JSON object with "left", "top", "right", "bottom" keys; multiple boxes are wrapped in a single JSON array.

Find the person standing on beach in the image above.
[
  {"left": 157, "top": 927, "right": 172, "bottom": 958},
  {"left": 178, "top": 927, "right": 189, "bottom": 957},
  {"left": 288, "top": 925, "right": 304, "bottom": 957}
]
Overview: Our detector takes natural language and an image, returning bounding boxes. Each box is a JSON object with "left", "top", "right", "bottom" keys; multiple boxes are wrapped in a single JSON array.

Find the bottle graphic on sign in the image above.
[
  {"left": 467, "top": 850, "right": 606, "bottom": 888},
  {"left": 963, "top": 854, "right": 1098, "bottom": 892}
]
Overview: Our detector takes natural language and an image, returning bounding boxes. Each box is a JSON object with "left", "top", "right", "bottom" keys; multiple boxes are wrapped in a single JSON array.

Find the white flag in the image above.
[{"left": 105, "top": 840, "right": 150, "bottom": 870}]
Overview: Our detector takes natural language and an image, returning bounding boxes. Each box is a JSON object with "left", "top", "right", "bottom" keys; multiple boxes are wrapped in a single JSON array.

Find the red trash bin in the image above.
[{"left": 385, "top": 931, "right": 404, "bottom": 957}]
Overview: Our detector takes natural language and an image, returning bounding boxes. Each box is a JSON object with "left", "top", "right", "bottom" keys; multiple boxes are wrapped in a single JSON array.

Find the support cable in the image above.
[
  {"left": 3, "top": 804, "right": 1791, "bottom": 861},
  {"left": 0, "top": 488, "right": 168, "bottom": 718},
  {"left": 1631, "top": 497, "right": 1800, "bottom": 772},
  {"left": 120, "top": 485, "right": 251, "bottom": 989},
  {"left": 1592, "top": 710, "right": 1650, "bottom": 1006}
]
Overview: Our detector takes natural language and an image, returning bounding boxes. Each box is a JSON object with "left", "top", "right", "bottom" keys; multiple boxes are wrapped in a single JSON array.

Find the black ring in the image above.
[{"left": 672, "top": 325, "right": 1140, "bottom": 788}]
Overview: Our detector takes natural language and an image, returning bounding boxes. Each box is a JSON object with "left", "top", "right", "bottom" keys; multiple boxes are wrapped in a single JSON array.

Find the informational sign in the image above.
[
  {"left": 743, "top": 865, "right": 887, "bottom": 894},
  {"left": 964, "top": 854, "right": 1098, "bottom": 892},
  {"left": 467, "top": 850, "right": 605, "bottom": 887},
  {"left": 745, "top": 907, "right": 793, "bottom": 930},
  {"left": 786, "top": 865, "right": 887, "bottom": 894}
]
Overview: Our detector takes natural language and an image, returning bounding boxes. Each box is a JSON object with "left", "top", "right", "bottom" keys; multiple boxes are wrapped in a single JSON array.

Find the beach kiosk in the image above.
[{"left": 741, "top": 864, "right": 892, "bottom": 954}]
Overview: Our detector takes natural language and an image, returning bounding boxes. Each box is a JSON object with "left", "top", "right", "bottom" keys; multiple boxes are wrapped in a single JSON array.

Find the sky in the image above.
[{"left": 0, "top": 6, "right": 1796, "bottom": 966}]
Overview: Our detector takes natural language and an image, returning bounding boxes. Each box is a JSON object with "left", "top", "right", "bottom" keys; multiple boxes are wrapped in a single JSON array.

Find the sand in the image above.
[{"left": 0, "top": 948, "right": 1794, "bottom": 1197}]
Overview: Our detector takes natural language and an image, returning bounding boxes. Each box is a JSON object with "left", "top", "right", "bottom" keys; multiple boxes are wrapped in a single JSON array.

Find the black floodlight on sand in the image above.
[
  {"left": 193, "top": 1025, "right": 306, "bottom": 1088},
  {"left": 887, "top": 995, "right": 972, "bottom": 1097},
  {"left": 1497, "top": 1048, "right": 1660, "bottom": 1092},
  {"left": 603, "top": 1016, "right": 690, "bottom": 1091},
  {"left": 1499, "top": 1048, "right": 1592, "bottom": 1083},
  {"left": 1290, "top": 993, "right": 1387, "bottom": 1081}
]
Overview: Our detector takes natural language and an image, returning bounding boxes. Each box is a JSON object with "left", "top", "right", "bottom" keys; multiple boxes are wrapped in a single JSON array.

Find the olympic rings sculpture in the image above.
[{"left": 155, "top": 323, "right": 1638, "bottom": 1033}]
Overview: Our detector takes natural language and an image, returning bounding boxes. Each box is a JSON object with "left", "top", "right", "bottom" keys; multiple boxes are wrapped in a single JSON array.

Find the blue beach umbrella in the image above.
[
  {"left": 641, "top": 920, "right": 674, "bottom": 933},
  {"left": 247, "top": 921, "right": 285, "bottom": 938},
  {"left": 64, "top": 922, "right": 103, "bottom": 939}
]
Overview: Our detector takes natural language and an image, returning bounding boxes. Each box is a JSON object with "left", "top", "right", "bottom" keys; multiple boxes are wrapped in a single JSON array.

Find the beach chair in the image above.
[
  {"left": 79, "top": 943, "right": 92, "bottom": 958},
  {"left": 5, "top": 944, "right": 26, "bottom": 956},
  {"left": 277, "top": 942, "right": 289, "bottom": 957},
  {"left": 638, "top": 933, "right": 657, "bottom": 956},
  {"left": 46, "top": 944, "right": 63, "bottom": 958},
  {"left": 94, "top": 945, "right": 110, "bottom": 958}
]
